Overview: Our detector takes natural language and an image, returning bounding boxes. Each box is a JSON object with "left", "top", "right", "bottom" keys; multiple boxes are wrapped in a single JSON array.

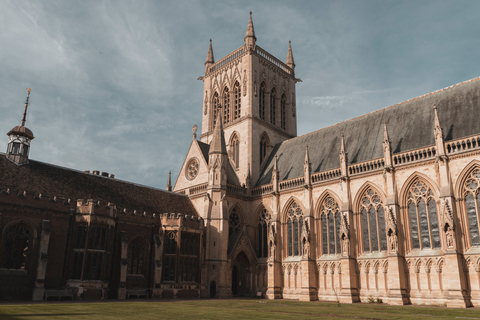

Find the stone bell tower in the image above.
[
  {"left": 199, "top": 12, "right": 301, "bottom": 185},
  {"left": 6, "top": 88, "right": 35, "bottom": 165}
]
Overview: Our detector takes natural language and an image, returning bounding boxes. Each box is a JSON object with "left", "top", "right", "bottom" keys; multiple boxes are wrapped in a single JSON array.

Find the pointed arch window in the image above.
[
  {"left": 286, "top": 202, "right": 303, "bottom": 256},
  {"left": 212, "top": 92, "right": 219, "bottom": 129},
  {"left": 223, "top": 87, "right": 230, "bottom": 124},
  {"left": 319, "top": 196, "right": 341, "bottom": 256},
  {"left": 234, "top": 81, "right": 241, "bottom": 120},
  {"left": 360, "top": 188, "right": 387, "bottom": 253},
  {"left": 464, "top": 169, "right": 480, "bottom": 247},
  {"left": 270, "top": 88, "right": 276, "bottom": 125},
  {"left": 407, "top": 181, "right": 440, "bottom": 250},
  {"left": 258, "top": 207, "right": 270, "bottom": 258},
  {"left": 128, "top": 238, "right": 146, "bottom": 275},
  {"left": 260, "top": 133, "right": 268, "bottom": 164},
  {"left": 230, "top": 134, "right": 240, "bottom": 169},
  {"left": 259, "top": 82, "right": 266, "bottom": 120},
  {"left": 280, "top": 93, "right": 286, "bottom": 130},
  {"left": 1, "top": 223, "right": 31, "bottom": 270}
]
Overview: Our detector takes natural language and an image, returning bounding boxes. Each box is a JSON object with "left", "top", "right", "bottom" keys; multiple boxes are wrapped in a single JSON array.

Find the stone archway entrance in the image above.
[{"left": 231, "top": 252, "right": 251, "bottom": 296}]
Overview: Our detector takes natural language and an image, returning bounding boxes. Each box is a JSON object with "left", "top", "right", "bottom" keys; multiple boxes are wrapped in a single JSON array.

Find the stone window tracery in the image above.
[
  {"left": 259, "top": 82, "right": 266, "bottom": 120},
  {"left": 234, "top": 81, "right": 241, "bottom": 120},
  {"left": 1, "top": 223, "right": 31, "bottom": 270},
  {"left": 463, "top": 169, "right": 480, "bottom": 247},
  {"left": 319, "top": 196, "right": 341, "bottom": 256},
  {"left": 186, "top": 158, "right": 199, "bottom": 180},
  {"left": 258, "top": 207, "right": 270, "bottom": 258},
  {"left": 281, "top": 93, "right": 286, "bottom": 130},
  {"left": 223, "top": 87, "right": 230, "bottom": 124},
  {"left": 286, "top": 202, "right": 303, "bottom": 257},
  {"left": 360, "top": 188, "right": 387, "bottom": 253},
  {"left": 407, "top": 180, "right": 440, "bottom": 250},
  {"left": 229, "top": 208, "right": 240, "bottom": 239},
  {"left": 270, "top": 88, "right": 276, "bottom": 125}
]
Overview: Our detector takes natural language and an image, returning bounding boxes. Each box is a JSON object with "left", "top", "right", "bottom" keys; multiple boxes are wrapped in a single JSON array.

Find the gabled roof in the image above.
[
  {"left": 197, "top": 141, "right": 241, "bottom": 186},
  {"left": 256, "top": 77, "right": 480, "bottom": 186},
  {"left": 0, "top": 153, "right": 198, "bottom": 216}
]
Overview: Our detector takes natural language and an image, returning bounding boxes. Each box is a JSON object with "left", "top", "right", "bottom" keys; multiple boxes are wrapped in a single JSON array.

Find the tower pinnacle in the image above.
[
  {"left": 244, "top": 11, "right": 256, "bottom": 50},
  {"left": 286, "top": 41, "right": 295, "bottom": 69}
]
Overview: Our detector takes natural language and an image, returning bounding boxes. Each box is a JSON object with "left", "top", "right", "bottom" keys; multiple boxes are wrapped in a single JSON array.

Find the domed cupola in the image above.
[{"left": 6, "top": 88, "right": 35, "bottom": 165}]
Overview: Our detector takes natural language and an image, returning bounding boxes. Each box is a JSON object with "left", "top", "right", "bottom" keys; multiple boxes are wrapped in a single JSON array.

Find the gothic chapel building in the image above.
[
  {"left": 3, "top": 13, "right": 480, "bottom": 308},
  {"left": 174, "top": 13, "right": 480, "bottom": 308}
]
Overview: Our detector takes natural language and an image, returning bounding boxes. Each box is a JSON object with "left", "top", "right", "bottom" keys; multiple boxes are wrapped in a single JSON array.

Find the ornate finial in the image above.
[
  {"left": 21, "top": 88, "right": 31, "bottom": 127},
  {"left": 192, "top": 124, "right": 198, "bottom": 139}
]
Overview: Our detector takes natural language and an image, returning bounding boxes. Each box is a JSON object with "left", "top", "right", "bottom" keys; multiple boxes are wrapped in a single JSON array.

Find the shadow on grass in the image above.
[{"left": 0, "top": 313, "right": 96, "bottom": 319}]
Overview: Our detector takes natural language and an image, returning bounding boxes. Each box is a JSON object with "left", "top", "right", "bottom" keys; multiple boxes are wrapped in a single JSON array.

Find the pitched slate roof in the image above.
[
  {"left": 256, "top": 77, "right": 480, "bottom": 186},
  {"left": 0, "top": 153, "right": 198, "bottom": 216}
]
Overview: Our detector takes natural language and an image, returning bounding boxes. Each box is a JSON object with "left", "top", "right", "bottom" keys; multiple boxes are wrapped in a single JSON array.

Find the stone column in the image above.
[
  {"left": 32, "top": 220, "right": 50, "bottom": 301},
  {"left": 117, "top": 232, "right": 128, "bottom": 299},
  {"left": 266, "top": 221, "right": 283, "bottom": 299}
]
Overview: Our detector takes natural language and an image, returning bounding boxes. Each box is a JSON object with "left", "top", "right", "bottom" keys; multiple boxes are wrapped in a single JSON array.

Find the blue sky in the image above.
[{"left": 1, "top": 0, "right": 479, "bottom": 188}]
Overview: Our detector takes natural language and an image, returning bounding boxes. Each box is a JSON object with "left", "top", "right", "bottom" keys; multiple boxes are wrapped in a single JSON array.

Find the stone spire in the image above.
[
  {"left": 340, "top": 133, "right": 348, "bottom": 177},
  {"left": 244, "top": 11, "right": 256, "bottom": 50},
  {"left": 209, "top": 107, "right": 227, "bottom": 155},
  {"left": 205, "top": 39, "right": 215, "bottom": 73},
  {"left": 286, "top": 40, "right": 295, "bottom": 69},
  {"left": 383, "top": 121, "right": 392, "bottom": 168},
  {"left": 166, "top": 170, "right": 172, "bottom": 191},
  {"left": 433, "top": 105, "right": 446, "bottom": 156}
]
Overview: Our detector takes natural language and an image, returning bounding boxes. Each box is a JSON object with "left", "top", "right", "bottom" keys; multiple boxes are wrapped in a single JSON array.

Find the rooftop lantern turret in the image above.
[{"left": 6, "top": 88, "right": 35, "bottom": 165}]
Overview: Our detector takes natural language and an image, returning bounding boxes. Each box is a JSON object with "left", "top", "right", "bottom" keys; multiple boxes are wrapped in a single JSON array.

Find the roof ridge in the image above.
[
  {"left": 286, "top": 76, "right": 480, "bottom": 144},
  {"left": 0, "top": 152, "right": 188, "bottom": 197}
]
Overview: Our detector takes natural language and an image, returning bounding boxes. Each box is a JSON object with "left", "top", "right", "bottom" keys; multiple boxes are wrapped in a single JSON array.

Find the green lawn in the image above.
[{"left": 1, "top": 299, "right": 480, "bottom": 320}]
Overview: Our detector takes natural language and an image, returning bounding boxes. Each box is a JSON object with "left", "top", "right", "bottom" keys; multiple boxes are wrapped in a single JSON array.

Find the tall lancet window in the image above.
[
  {"left": 259, "top": 82, "right": 266, "bottom": 120},
  {"left": 407, "top": 180, "right": 440, "bottom": 250},
  {"left": 464, "top": 169, "right": 480, "bottom": 247},
  {"left": 260, "top": 133, "right": 268, "bottom": 164},
  {"left": 234, "top": 81, "right": 241, "bottom": 120},
  {"left": 270, "top": 88, "right": 276, "bottom": 125},
  {"left": 360, "top": 188, "right": 387, "bottom": 253},
  {"left": 286, "top": 202, "right": 303, "bottom": 256},
  {"left": 223, "top": 87, "right": 230, "bottom": 124},
  {"left": 280, "top": 93, "right": 286, "bottom": 130},
  {"left": 230, "top": 133, "right": 240, "bottom": 169},
  {"left": 258, "top": 207, "right": 270, "bottom": 258},
  {"left": 319, "top": 196, "right": 341, "bottom": 256},
  {"left": 212, "top": 92, "right": 219, "bottom": 129}
]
